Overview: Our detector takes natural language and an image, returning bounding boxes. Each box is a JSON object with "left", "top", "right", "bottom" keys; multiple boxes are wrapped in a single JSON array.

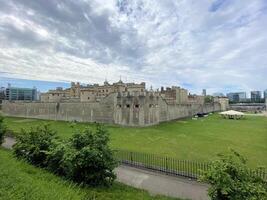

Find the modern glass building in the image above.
[
  {"left": 264, "top": 89, "right": 267, "bottom": 99},
  {"left": 0, "top": 87, "right": 5, "bottom": 100},
  {"left": 6, "top": 86, "right": 37, "bottom": 101},
  {"left": 227, "top": 92, "right": 246, "bottom": 102},
  {"left": 251, "top": 91, "right": 261, "bottom": 103}
]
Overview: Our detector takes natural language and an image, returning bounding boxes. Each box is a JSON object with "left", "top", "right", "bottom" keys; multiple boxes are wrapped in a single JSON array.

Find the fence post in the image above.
[
  {"left": 115, "top": 150, "right": 266, "bottom": 181},
  {"left": 130, "top": 152, "right": 133, "bottom": 164},
  {"left": 165, "top": 157, "right": 168, "bottom": 172}
]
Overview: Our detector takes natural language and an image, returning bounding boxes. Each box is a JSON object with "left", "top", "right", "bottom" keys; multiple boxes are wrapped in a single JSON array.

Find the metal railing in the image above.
[{"left": 114, "top": 150, "right": 267, "bottom": 181}]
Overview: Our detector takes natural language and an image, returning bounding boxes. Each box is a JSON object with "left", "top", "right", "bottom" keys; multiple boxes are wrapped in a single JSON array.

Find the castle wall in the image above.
[
  {"left": 2, "top": 94, "right": 223, "bottom": 126},
  {"left": 158, "top": 102, "right": 221, "bottom": 122},
  {"left": 2, "top": 94, "right": 116, "bottom": 123},
  {"left": 2, "top": 101, "right": 58, "bottom": 120}
]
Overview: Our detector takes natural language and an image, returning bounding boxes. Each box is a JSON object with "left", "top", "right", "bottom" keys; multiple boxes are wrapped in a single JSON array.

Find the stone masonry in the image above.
[{"left": 2, "top": 81, "right": 229, "bottom": 126}]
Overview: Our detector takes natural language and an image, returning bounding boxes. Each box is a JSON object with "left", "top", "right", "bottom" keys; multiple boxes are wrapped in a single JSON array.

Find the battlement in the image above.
[{"left": 117, "top": 91, "right": 160, "bottom": 98}]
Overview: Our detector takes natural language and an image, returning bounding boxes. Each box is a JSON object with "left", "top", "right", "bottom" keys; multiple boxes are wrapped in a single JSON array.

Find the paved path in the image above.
[
  {"left": 245, "top": 113, "right": 267, "bottom": 117},
  {"left": 2, "top": 136, "right": 16, "bottom": 149},
  {"left": 1, "top": 137, "right": 209, "bottom": 200},
  {"left": 115, "top": 165, "right": 209, "bottom": 200}
]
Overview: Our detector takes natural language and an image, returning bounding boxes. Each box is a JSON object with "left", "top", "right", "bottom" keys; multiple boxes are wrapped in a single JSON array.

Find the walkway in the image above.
[
  {"left": 2, "top": 136, "right": 16, "bottom": 149},
  {"left": 116, "top": 165, "right": 209, "bottom": 200},
  {"left": 1, "top": 137, "right": 209, "bottom": 200}
]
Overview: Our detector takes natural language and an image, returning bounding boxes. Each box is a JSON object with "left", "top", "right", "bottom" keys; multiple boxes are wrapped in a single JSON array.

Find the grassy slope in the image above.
[
  {"left": 4, "top": 114, "right": 267, "bottom": 167},
  {"left": 0, "top": 148, "right": 178, "bottom": 200}
]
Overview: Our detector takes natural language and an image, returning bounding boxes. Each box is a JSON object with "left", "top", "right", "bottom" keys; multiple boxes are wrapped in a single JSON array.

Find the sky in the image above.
[{"left": 0, "top": 0, "right": 266, "bottom": 94}]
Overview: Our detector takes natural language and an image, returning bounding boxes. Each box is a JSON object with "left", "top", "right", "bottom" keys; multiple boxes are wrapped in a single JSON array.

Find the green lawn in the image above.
[
  {"left": 4, "top": 114, "right": 267, "bottom": 167},
  {"left": 0, "top": 148, "right": 178, "bottom": 200}
]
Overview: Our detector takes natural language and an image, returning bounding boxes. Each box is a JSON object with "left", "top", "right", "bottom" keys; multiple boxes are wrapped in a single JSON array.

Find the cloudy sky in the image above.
[{"left": 0, "top": 0, "right": 266, "bottom": 94}]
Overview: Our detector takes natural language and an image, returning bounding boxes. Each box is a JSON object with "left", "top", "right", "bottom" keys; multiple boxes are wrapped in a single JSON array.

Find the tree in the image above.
[
  {"left": 0, "top": 114, "right": 7, "bottom": 145},
  {"left": 205, "top": 95, "right": 214, "bottom": 103},
  {"left": 200, "top": 149, "right": 267, "bottom": 200}
]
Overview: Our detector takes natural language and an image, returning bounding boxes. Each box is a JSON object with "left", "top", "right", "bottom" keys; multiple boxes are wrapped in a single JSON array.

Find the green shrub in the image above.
[
  {"left": 200, "top": 149, "right": 267, "bottom": 200},
  {"left": 46, "top": 139, "right": 69, "bottom": 175},
  {"left": 13, "top": 123, "right": 117, "bottom": 186},
  {"left": 0, "top": 115, "right": 7, "bottom": 145},
  {"left": 13, "top": 124, "right": 57, "bottom": 167},
  {"left": 46, "top": 125, "right": 117, "bottom": 186}
]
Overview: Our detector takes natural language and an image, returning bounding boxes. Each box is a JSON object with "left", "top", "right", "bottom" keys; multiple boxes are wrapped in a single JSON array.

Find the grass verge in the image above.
[
  {"left": 4, "top": 114, "right": 267, "bottom": 167},
  {"left": 0, "top": 148, "right": 179, "bottom": 200}
]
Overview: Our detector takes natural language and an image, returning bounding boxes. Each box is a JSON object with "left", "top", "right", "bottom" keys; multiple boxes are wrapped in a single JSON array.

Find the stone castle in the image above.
[{"left": 2, "top": 80, "right": 229, "bottom": 126}]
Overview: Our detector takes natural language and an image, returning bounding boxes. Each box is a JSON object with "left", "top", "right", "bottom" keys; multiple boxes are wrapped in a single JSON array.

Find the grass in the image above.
[
  {"left": 4, "top": 114, "right": 267, "bottom": 167},
  {"left": 0, "top": 148, "right": 179, "bottom": 200}
]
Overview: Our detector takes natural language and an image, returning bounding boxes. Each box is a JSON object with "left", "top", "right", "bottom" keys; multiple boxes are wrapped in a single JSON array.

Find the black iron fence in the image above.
[{"left": 114, "top": 150, "right": 267, "bottom": 181}]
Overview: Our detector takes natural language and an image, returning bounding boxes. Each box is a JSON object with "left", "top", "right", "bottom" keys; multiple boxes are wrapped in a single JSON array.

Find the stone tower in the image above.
[{"left": 114, "top": 91, "right": 160, "bottom": 126}]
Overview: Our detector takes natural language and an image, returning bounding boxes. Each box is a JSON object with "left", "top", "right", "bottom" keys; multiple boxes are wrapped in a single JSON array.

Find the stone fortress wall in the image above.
[{"left": 2, "top": 81, "right": 229, "bottom": 126}]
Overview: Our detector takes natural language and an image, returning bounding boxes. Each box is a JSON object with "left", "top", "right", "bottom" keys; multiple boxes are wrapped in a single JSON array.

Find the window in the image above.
[
  {"left": 126, "top": 104, "right": 130, "bottom": 108},
  {"left": 135, "top": 104, "right": 139, "bottom": 108},
  {"left": 88, "top": 97, "right": 90, "bottom": 100}
]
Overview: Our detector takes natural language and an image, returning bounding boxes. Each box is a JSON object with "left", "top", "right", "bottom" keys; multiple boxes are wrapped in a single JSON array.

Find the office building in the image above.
[
  {"left": 227, "top": 92, "right": 246, "bottom": 102},
  {"left": 6, "top": 85, "right": 37, "bottom": 101},
  {"left": 251, "top": 91, "right": 261, "bottom": 102},
  {"left": 202, "top": 89, "right": 206, "bottom": 96},
  {"left": 0, "top": 87, "right": 5, "bottom": 101},
  {"left": 264, "top": 89, "right": 267, "bottom": 99}
]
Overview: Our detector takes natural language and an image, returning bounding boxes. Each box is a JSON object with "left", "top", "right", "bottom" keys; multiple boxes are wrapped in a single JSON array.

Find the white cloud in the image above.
[{"left": 0, "top": 0, "right": 266, "bottom": 95}]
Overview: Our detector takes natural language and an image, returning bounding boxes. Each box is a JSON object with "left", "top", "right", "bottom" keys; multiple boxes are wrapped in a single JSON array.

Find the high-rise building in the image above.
[
  {"left": 251, "top": 91, "right": 261, "bottom": 102},
  {"left": 202, "top": 89, "right": 206, "bottom": 96},
  {"left": 0, "top": 87, "right": 5, "bottom": 101},
  {"left": 227, "top": 92, "right": 246, "bottom": 102},
  {"left": 264, "top": 89, "right": 267, "bottom": 99},
  {"left": 5, "top": 84, "right": 37, "bottom": 101}
]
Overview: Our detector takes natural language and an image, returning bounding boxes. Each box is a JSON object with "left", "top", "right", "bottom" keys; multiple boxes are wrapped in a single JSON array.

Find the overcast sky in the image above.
[{"left": 0, "top": 0, "right": 266, "bottom": 94}]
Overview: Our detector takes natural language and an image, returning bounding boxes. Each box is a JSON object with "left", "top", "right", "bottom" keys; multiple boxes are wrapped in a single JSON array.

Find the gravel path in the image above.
[{"left": 1, "top": 137, "right": 209, "bottom": 200}]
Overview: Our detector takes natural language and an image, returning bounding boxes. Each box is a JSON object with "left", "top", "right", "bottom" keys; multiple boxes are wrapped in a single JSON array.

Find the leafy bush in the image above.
[
  {"left": 46, "top": 125, "right": 117, "bottom": 186},
  {"left": 0, "top": 115, "right": 7, "bottom": 145},
  {"left": 200, "top": 150, "right": 267, "bottom": 200},
  {"left": 13, "top": 124, "right": 57, "bottom": 167},
  {"left": 13, "top": 123, "right": 117, "bottom": 186},
  {"left": 46, "top": 139, "right": 69, "bottom": 175}
]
